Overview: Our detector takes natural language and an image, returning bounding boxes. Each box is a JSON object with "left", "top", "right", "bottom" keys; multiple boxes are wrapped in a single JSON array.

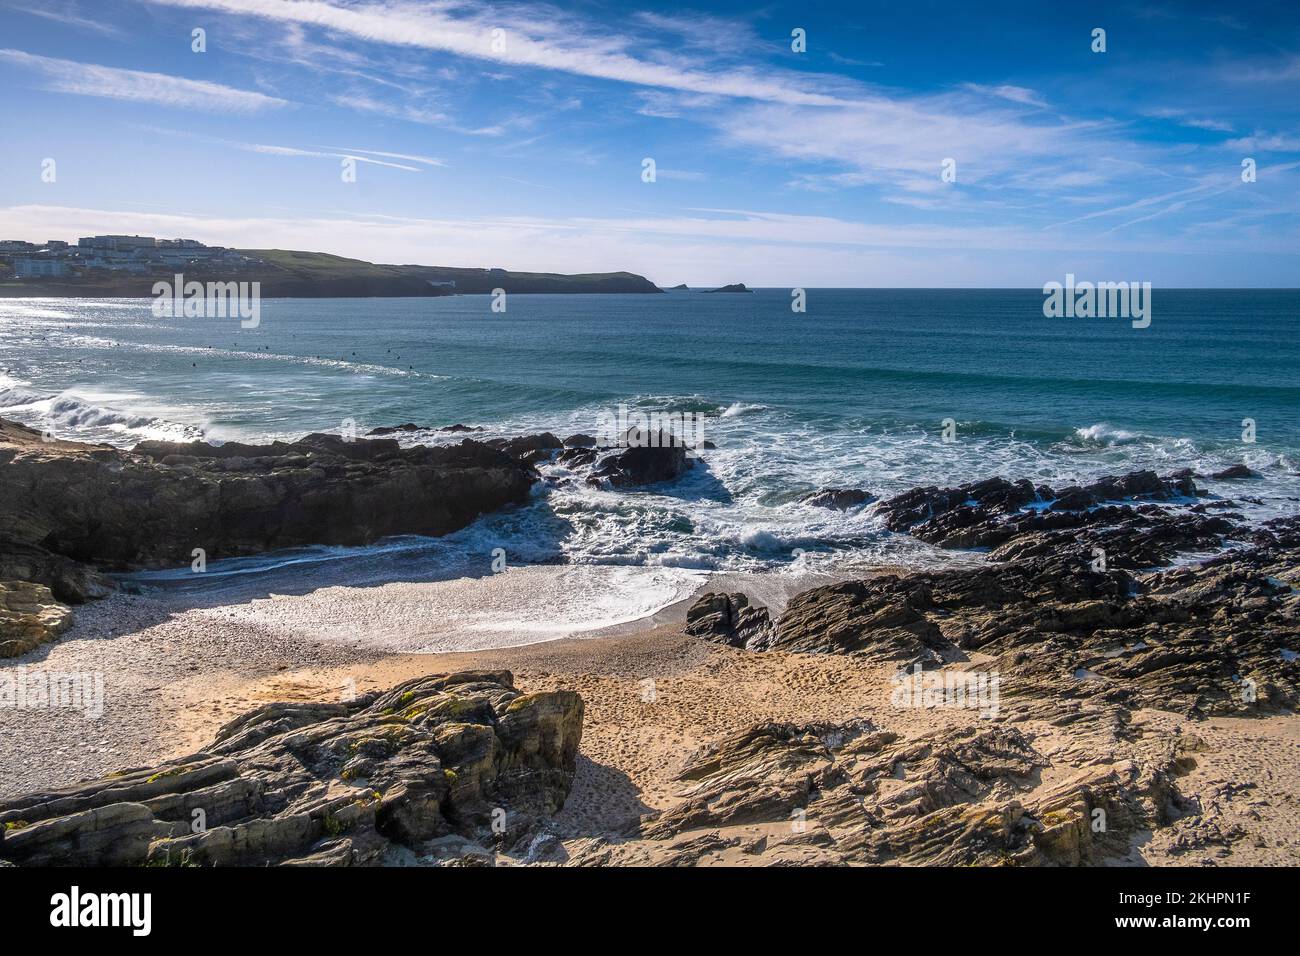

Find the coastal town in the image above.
[{"left": 0, "top": 235, "right": 260, "bottom": 280}]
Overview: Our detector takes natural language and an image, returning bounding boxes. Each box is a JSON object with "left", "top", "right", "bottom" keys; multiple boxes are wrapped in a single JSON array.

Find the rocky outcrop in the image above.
[
  {"left": 801, "top": 488, "right": 875, "bottom": 510},
  {"left": 0, "top": 418, "right": 536, "bottom": 603},
  {"left": 485, "top": 433, "right": 564, "bottom": 465},
  {"left": 587, "top": 430, "right": 695, "bottom": 488},
  {"left": 874, "top": 471, "right": 1204, "bottom": 555},
  {"left": 1209, "top": 464, "right": 1258, "bottom": 480},
  {"left": 756, "top": 544, "right": 1298, "bottom": 717},
  {"left": 0, "top": 671, "right": 583, "bottom": 866},
  {"left": 588, "top": 445, "right": 692, "bottom": 488},
  {"left": 684, "top": 592, "right": 773, "bottom": 649},
  {"left": 768, "top": 581, "right": 952, "bottom": 667},
  {"left": 574, "top": 718, "right": 1174, "bottom": 867},
  {"left": 0, "top": 540, "right": 114, "bottom": 605},
  {"left": 0, "top": 582, "right": 74, "bottom": 658},
  {"left": 367, "top": 423, "right": 483, "bottom": 435},
  {"left": 679, "top": 466, "right": 1297, "bottom": 718}
]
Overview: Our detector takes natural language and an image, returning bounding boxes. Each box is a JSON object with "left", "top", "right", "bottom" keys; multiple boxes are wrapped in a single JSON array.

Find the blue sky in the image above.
[{"left": 0, "top": 0, "right": 1297, "bottom": 285}]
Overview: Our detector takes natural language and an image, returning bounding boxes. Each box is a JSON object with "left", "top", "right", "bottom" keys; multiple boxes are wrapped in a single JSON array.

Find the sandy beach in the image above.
[{"left": 5, "top": 571, "right": 1298, "bottom": 866}]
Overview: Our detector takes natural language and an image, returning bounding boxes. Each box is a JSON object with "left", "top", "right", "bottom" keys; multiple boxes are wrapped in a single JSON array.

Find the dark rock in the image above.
[
  {"left": 766, "top": 581, "right": 952, "bottom": 667},
  {"left": 487, "top": 433, "right": 563, "bottom": 462},
  {"left": 0, "top": 418, "right": 536, "bottom": 606},
  {"left": 1209, "top": 464, "right": 1258, "bottom": 480},
  {"left": 556, "top": 446, "right": 598, "bottom": 467},
  {"left": 801, "top": 488, "right": 875, "bottom": 510},
  {"left": 876, "top": 470, "right": 1200, "bottom": 544},
  {"left": 366, "top": 423, "right": 422, "bottom": 435},
  {"left": 875, "top": 471, "right": 1209, "bottom": 554},
  {"left": 563, "top": 434, "right": 597, "bottom": 448},
  {"left": 703, "top": 283, "right": 751, "bottom": 293},
  {"left": 587, "top": 431, "right": 693, "bottom": 487},
  {"left": 684, "top": 592, "right": 773, "bottom": 649},
  {"left": 0, "top": 671, "right": 583, "bottom": 866},
  {"left": 0, "top": 540, "right": 114, "bottom": 604},
  {"left": 758, "top": 544, "right": 1298, "bottom": 718},
  {"left": 439, "top": 424, "right": 483, "bottom": 433}
]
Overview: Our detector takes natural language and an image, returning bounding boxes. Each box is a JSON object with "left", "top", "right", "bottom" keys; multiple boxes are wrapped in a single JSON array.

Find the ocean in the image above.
[{"left": 2, "top": 289, "right": 1297, "bottom": 639}]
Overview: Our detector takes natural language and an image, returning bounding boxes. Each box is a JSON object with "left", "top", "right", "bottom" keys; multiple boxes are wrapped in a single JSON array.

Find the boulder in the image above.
[
  {"left": 0, "top": 582, "right": 74, "bottom": 658},
  {"left": 800, "top": 488, "right": 875, "bottom": 510},
  {"left": 1209, "top": 464, "right": 1258, "bottom": 480},
  {"left": 684, "top": 592, "right": 773, "bottom": 649},
  {"left": 0, "top": 671, "right": 583, "bottom": 866},
  {"left": 587, "top": 431, "right": 694, "bottom": 488}
]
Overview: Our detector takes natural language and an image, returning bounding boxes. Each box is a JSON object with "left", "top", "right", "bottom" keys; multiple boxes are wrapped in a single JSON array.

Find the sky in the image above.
[{"left": 0, "top": 0, "right": 1298, "bottom": 286}]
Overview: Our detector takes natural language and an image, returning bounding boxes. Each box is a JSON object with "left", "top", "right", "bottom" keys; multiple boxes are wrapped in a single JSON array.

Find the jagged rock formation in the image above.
[
  {"left": 684, "top": 470, "right": 1297, "bottom": 718},
  {"left": 485, "top": 432, "right": 564, "bottom": 465},
  {"left": 801, "top": 488, "right": 876, "bottom": 510},
  {"left": 696, "top": 540, "right": 1297, "bottom": 718},
  {"left": 0, "top": 417, "right": 536, "bottom": 607},
  {"left": 767, "top": 580, "right": 952, "bottom": 667},
  {"left": 875, "top": 471, "right": 1205, "bottom": 556},
  {"left": 684, "top": 592, "right": 773, "bottom": 649},
  {"left": 1209, "top": 464, "right": 1257, "bottom": 480},
  {"left": 0, "top": 671, "right": 583, "bottom": 866},
  {"left": 586, "top": 430, "right": 695, "bottom": 488},
  {"left": 569, "top": 716, "right": 1178, "bottom": 866},
  {"left": 0, "top": 582, "right": 74, "bottom": 658},
  {"left": 367, "top": 423, "right": 483, "bottom": 435}
]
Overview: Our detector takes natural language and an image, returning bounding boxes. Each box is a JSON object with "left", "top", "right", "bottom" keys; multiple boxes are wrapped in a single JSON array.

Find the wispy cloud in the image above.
[
  {"left": 239, "top": 142, "right": 420, "bottom": 171},
  {"left": 1142, "top": 108, "right": 1234, "bottom": 133},
  {"left": 0, "top": 49, "right": 287, "bottom": 112},
  {"left": 139, "top": 126, "right": 426, "bottom": 171},
  {"left": 1226, "top": 132, "right": 1300, "bottom": 152},
  {"left": 311, "top": 146, "right": 446, "bottom": 168},
  {"left": 8, "top": 3, "right": 123, "bottom": 37},
  {"left": 329, "top": 91, "right": 450, "bottom": 126},
  {"left": 142, "top": 0, "right": 856, "bottom": 106},
  {"left": 959, "top": 83, "right": 1047, "bottom": 108}
]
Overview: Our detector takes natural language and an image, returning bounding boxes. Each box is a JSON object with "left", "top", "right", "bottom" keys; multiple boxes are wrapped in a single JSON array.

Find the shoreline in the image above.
[
  {"left": 4, "top": 578, "right": 1298, "bottom": 865},
  {"left": 2, "top": 415, "right": 1297, "bottom": 865}
]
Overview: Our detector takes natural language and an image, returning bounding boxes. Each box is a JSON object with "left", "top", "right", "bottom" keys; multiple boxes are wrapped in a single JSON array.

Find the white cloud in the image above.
[
  {"left": 9, "top": 4, "right": 123, "bottom": 37},
  {"left": 142, "top": 0, "right": 856, "bottom": 106},
  {"left": 312, "top": 146, "right": 446, "bottom": 167},
  {"left": 959, "top": 84, "right": 1048, "bottom": 108},
  {"left": 0, "top": 48, "right": 287, "bottom": 112},
  {"left": 1143, "top": 108, "right": 1234, "bottom": 133},
  {"left": 1226, "top": 132, "right": 1300, "bottom": 152}
]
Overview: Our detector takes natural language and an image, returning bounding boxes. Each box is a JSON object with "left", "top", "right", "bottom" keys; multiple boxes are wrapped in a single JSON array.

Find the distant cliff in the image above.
[{"left": 0, "top": 248, "right": 664, "bottom": 297}]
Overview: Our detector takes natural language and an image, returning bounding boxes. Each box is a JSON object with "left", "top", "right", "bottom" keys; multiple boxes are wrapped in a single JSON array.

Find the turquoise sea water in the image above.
[{"left": 2, "top": 289, "right": 1297, "bottom": 581}]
